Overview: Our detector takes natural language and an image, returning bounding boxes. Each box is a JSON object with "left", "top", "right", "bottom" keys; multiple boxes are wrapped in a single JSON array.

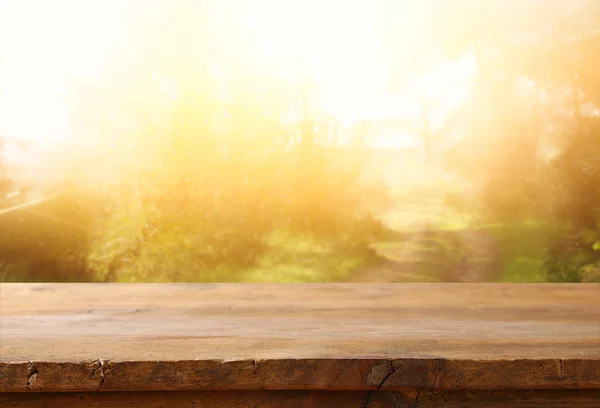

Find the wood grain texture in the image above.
[
  {"left": 1, "top": 283, "right": 599, "bottom": 393},
  {"left": 1, "top": 390, "right": 600, "bottom": 408}
]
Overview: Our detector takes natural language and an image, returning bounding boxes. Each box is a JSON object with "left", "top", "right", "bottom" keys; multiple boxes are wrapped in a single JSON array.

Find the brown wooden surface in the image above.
[
  {"left": 1, "top": 283, "right": 599, "bottom": 393},
  {"left": 1, "top": 390, "right": 600, "bottom": 408}
]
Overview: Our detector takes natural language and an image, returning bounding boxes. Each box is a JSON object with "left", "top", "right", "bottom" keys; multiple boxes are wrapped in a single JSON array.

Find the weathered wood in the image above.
[
  {"left": 2, "top": 357, "right": 599, "bottom": 393},
  {"left": 1, "top": 390, "right": 599, "bottom": 407},
  {"left": 1, "top": 284, "right": 599, "bottom": 393}
]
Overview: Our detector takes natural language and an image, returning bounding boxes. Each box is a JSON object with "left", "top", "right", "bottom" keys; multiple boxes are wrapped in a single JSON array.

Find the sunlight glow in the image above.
[
  {"left": 240, "top": 0, "right": 474, "bottom": 147},
  {"left": 0, "top": 0, "right": 474, "bottom": 152},
  {"left": 0, "top": 0, "right": 124, "bottom": 148}
]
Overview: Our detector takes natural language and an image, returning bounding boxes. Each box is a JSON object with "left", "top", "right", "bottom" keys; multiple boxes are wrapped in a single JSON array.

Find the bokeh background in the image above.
[{"left": 1, "top": 0, "right": 599, "bottom": 283}]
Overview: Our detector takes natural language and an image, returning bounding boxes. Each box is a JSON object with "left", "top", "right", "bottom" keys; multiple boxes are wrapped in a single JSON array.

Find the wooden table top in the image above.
[{"left": 1, "top": 283, "right": 599, "bottom": 393}]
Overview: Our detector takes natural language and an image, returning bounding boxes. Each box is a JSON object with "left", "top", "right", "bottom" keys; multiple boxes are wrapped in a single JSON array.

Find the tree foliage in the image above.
[
  {"left": 3, "top": 0, "right": 598, "bottom": 282},
  {"left": 58, "top": 1, "right": 389, "bottom": 282},
  {"left": 438, "top": 0, "right": 600, "bottom": 281}
]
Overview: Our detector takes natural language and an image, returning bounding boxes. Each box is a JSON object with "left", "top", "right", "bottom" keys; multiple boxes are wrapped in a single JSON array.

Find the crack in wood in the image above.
[
  {"left": 361, "top": 360, "right": 397, "bottom": 407},
  {"left": 25, "top": 363, "right": 39, "bottom": 391},
  {"left": 559, "top": 359, "right": 564, "bottom": 377},
  {"left": 356, "top": 361, "right": 365, "bottom": 384},
  {"left": 377, "top": 361, "right": 396, "bottom": 390},
  {"left": 361, "top": 390, "right": 374, "bottom": 408},
  {"left": 431, "top": 359, "right": 441, "bottom": 390},
  {"left": 327, "top": 360, "right": 355, "bottom": 390},
  {"left": 91, "top": 360, "right": 112, "bottom": 392},
  {"left": 413, "top": 389, "right": 423, "bottom": 408}
]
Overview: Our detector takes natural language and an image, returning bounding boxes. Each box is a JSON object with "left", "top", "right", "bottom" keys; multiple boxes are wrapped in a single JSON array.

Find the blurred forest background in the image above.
[{"left": 0, "top": 0, "right": 599, "bottom": 283}]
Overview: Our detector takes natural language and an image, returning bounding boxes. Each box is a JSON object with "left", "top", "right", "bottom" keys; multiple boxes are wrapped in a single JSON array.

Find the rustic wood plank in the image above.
[
  {"left": 1, "top": 283, "right": 599, "bottom": 393},
  {"left": 1, "top": 390, "right": 599, "bottom": 407},
  {"left": 2, "top": 357, "right": 599, "bottom": 393}
]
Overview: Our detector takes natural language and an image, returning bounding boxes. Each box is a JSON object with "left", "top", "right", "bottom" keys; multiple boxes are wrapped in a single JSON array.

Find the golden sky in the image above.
[{"left": 0, "top": 0, "right": 475, "bottom": 153}]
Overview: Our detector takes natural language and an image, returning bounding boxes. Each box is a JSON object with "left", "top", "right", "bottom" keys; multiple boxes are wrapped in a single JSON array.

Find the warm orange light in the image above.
[{"left": 0, "top": 0, "right": 474, "bottom": 152}]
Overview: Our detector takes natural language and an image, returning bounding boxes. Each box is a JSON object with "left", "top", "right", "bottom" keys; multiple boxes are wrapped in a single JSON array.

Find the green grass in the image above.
[
  {"left": 242, "top": 229, "right": 381, "bottom": 282},
  {"left": 480, "top": 221, "right": 556, "bottom": 282},
  {"left": 0, "top": 262, "right": 30, "bottom": 282},
  {"left": 84, "top": 226, "right": 382, "bottom": 283}
]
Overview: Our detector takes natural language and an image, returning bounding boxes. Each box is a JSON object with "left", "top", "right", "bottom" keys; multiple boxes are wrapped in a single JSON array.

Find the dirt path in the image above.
[{"left": 351, "top": 198, "right": 502, "bottom": 283}]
